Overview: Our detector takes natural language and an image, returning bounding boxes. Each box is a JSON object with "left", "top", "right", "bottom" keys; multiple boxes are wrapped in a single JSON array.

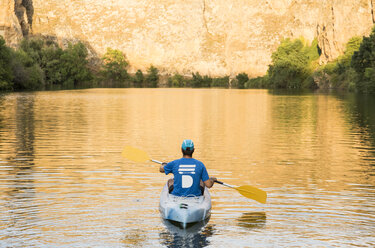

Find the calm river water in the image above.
[{"left": 0, "top": 88, "right": 374, "bottom": 247}]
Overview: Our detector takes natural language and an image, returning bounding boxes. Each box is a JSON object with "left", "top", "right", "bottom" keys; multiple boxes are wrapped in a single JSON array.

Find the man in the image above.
[{"left": 159, "top": 139, "right": 216, "bottom": 196}]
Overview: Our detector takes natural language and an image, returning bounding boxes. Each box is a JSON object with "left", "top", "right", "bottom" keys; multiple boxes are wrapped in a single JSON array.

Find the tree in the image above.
[
  {"left": 11, "top": 49, "right": 44, "bottom": 90},
  {"left": 146, "top": 65, "right": 159, "bottom": 87},
  {"left": 236, "top": 73, "right": 249, "bottom": 89},
  {"left": 133, "top": 69, "right": 144, "bottom": 87},
  {"left": 266, "top": 38, "right": 320, "bottom": 89},
  {"left": 101, "top": 48, "right": 129, "bottom": 84},
  {"left": 351, "top": 27, "right": 375, "bottom": 93},
  {"left": 59, "top": 42, "right": 92, "bottom": 87},
  {"left": 168, "top": 74, "right": 186, "bottom": 87},
  {"left": 0, "top": 36, "right": 14, "bottom": 90}
]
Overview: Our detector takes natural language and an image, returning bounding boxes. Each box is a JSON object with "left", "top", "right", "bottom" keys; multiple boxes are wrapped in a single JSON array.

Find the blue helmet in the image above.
[{"left": 181, "top": 139, "right": 194, "bottom": 151}]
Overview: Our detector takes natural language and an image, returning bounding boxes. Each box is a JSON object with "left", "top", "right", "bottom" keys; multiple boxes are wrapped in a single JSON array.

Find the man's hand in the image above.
[
  {"left": 204, "top": 177, "right": 217, "bottom": 188},
  {"left": 159, "top": 162, "right": 167, "bottom": 173}
]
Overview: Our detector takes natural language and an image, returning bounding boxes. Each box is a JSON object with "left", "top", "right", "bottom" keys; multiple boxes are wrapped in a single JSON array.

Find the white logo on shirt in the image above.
[{"left": 179, "top": 165, "right": 195, "bottom": 188}]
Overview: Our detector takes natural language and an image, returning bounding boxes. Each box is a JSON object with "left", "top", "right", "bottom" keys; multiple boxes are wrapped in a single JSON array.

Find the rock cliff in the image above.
[{"left": 1, "top": 0, "right": 374, "bottom": 76}]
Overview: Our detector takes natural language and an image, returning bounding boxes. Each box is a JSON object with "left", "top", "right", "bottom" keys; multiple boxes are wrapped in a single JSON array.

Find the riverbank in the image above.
[{"left": 1, "top": 26, "right": 375, "bottom": 93}]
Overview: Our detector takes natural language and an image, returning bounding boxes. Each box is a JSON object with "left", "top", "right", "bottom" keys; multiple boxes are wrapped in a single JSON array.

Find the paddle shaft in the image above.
[
  {"left": 214, "top": 180, "right": 236, "bottom": 188},
  {"left": 151, "top": 159, "right": 163, "bottom": 164}
]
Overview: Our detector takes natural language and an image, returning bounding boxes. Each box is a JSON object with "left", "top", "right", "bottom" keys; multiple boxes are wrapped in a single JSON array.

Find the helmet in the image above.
[{"left": 181, "top": 139, "right": 194, "bottom": 151}]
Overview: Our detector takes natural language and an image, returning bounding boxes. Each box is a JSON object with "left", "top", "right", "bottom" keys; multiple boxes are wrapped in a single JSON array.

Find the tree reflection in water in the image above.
[
  {"left": 236, "top": 212, "right": 267, "bottom": 229},
  {"left": 159, "top": 218, "right": 215, "bottom": 248}
]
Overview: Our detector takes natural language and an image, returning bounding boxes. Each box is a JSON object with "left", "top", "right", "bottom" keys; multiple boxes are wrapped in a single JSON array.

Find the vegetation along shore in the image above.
[{"left": 1, "top": 26, "right": 375, "bottom": 93}]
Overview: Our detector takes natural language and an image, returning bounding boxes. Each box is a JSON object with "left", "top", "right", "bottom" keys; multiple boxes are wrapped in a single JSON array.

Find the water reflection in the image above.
[
  {"left": 1, "top": 93, "right": 39, "bottom": 245},
  {"left": 343, "top": 94, "right": 375, "bottom": 163},
  {"left": 159, "top": 219, "right": 215, "bottom": 248},
  {"left": 0, "top": 89, "right": 374, "bottom": 247},
  {"left": 237, "top": 212, "right": 266, "bottom": 229}
]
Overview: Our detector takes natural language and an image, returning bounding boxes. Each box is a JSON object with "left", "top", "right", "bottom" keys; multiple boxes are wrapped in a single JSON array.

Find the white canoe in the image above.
[{"left": 159, "top": 182, "right": 211, "bottom": 228}]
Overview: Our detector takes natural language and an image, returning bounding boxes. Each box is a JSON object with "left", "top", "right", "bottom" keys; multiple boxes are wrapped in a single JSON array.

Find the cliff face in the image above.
[{"left": 2, "top": 0, "right": 374, "bottom": 76}]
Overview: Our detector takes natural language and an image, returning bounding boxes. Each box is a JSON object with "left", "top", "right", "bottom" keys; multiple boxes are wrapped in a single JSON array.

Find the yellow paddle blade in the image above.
[
  {"left": 122, "top": 146, "right": 150, "bottom": 162},
  {"left": 235, "top": 185, "right": 267, "bottom": 204}
]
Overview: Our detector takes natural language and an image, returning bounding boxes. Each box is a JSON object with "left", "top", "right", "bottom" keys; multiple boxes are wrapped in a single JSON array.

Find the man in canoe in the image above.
[{"left": 159, "top": 139, "right": 216, "bottom": 196}]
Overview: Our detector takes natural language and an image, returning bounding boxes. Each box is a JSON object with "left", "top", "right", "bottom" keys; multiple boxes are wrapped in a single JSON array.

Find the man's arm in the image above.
[{"left": 203, "top": 177, "right": 217, "bottom": 188}]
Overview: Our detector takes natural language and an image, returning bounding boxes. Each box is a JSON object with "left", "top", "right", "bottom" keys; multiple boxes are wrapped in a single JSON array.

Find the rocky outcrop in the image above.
[
  {"left": 0, "top": 0, "right": 23, "bottom": 47},
  {"left": 2, "top": 0, "right": 374, "bottom": 76}
]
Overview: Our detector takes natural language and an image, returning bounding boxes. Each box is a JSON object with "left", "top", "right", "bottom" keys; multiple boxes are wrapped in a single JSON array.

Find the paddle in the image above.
[
  {"left": 214, "top": 180, "right": 267, "bottom": 204},
  {"left": 122, "top": 146, "right": 267, "bottom": 203}
]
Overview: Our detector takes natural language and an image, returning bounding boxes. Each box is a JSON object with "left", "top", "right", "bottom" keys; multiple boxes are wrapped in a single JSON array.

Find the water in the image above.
[{"left": 0, "top": 89, "right": 374, "bottom": 247}]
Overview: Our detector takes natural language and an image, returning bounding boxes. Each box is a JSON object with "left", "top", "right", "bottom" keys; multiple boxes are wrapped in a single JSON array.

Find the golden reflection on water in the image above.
[{"left": 0, "top": 89, "right": 374, "bottom": 247}]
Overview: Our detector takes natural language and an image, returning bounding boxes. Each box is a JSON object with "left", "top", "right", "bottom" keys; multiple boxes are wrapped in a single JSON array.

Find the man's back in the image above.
[{"left": 164, "top": 158, "right": 209, "bottom": 196}]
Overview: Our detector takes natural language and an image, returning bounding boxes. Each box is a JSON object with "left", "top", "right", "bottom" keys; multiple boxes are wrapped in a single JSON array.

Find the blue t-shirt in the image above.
[{"left": 164, "top": 158, "right": 209, "bottom": 196}]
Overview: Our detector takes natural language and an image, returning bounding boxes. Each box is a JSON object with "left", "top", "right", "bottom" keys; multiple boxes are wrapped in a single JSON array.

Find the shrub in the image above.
[
  {"left": 267, "top": 38, "right": 320, "bottom": 89},
  {"left": 191, "top": 72, "right": 212, "bottom": 87},
  {"left": 101, "top": 48, "right": 129, "bottom": 84},
  {"left": 245, "top": 76, "right": 268, "bottom": 89},
  {"left": 351, "top": 27, "right": 375, "bottom": 93},
  {"left": 212, "top": 76, "right": 229, "bottom": 88},
  {"left": 19, "top": 38, "right": 92, "bottom": 88},
  {"left": 133, "top": 69, "right": 144, "bottom": 87},
  {"left": 0, "top": 36, "right": 14, "bottom": 90},
  {"left": 11, "top": 49, "right": 44, "bottom": 90},
  {"left": 236, "top": 73, "right": 249, "bottom": 89},
  {"left": 146, "top": 65, "right": 159, "bottom": 87},
  {"left": 168, "top": 74, "right": 186, "bottom": 87},
  {"left": 59, "top": 42, "right": 92, "bottom": 87}
]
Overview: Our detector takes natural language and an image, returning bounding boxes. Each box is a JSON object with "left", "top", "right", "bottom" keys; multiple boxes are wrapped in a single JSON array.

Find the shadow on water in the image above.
[
  {"left": 236, "top": 212, "right": 267, "bottom": 230},
  {"left": 336, "top": 93, "right": 375, "bottom": 165},
  {"left": 159, "top": 218, "right": 215, "bottom": 248}
]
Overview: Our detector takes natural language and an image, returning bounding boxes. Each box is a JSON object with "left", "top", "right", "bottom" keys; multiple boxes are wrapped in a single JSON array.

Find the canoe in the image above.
[{"left": 159, "top": 182, "right": 212, "bottom": 228}]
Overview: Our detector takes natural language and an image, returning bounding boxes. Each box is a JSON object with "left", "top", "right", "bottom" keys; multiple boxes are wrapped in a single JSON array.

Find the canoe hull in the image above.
[{"left": 159, "top": 183, "right": 211, "bottom": 227}]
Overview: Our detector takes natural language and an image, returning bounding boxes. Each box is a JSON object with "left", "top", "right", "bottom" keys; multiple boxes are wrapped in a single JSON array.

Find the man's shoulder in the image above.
[{"left": 192, "top": 158, "right": 205, "bottom": 166}]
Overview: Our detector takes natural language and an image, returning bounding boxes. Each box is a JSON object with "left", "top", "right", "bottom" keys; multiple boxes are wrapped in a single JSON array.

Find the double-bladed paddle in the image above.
[{"left": 122, "top": 146, "right": 267, "bottom": 203}]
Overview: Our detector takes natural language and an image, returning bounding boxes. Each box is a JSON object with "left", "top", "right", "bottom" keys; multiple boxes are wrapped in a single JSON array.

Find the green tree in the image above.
[
  {"left": 11, "top": 49, "right": 44, "bottom": 90},
  {"left": 168, "top": 74, "right": 186, "bottom": 87},
  {"left": 101, "top": 48, "right": 129, "bottom": 84},
  {"left": 212, "top": 76, "right": 229, "bottom": 88},
  {"left": 19, "top": 38, "right": 92, "bottom": 88},
  {"left": 0, "top": 36, "right": 13, "bottom": 90},
  {"left": 146, "top": 65, "right": 159, "bottom": 87},
  {"left": 267, "top": 38, "right": 320, "bottom": 89},
  {"left": 319, "top": 36, "right": 362, "bottom": 90},
  {"left": 191, "top": 72, "right": 212, "bottom": 87},
  {"left": 133, "top": 69, "right": 144, "bottom": 87},
  {"left": 351, "top": 27, "right": 375, "bottom": 93},
  {"left": 236, "top": 73, "right": 249, "bottom": 89},
  {"left": 59, "top": 42, "right": 92, "bottom": 88},
  {"left": 40, "top": 45, "right": 64, "bottom": 86}
]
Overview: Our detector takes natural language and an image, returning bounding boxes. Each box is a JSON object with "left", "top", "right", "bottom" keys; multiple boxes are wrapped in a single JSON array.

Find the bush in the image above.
[
  {"left": 11, "top": 49, "right": 44, "bottom": 90},
  {"left": 191, "top": 72, "right": 212, "bottom": 88},
  {"left": 168, "top": 74, "right": 186, "bottom": 87},
  {"left": 245, "top": 76, "right": 268, "bottom": 89},
  {"left": 236, "top": 73, "right": 249, "bottom": 89},
  {"left": 146, "top": 65, "right": 159, "bottom": 87},
  {"left": 133, "top": 69, "right": 144, "bottom": 87},
  {"left": 101, "top": 48, "right": 129, "bottom": 85},
  {"left": 0, "top": 36, "right": 14, "bottom": 90},
  {"left": 211, "top": 76, "right": 229, "bottom": 88},
  {"left": 59, "top": 42, "right": 92, "bottom": 87},
  {"left": 19, "top": 38, "right": 92, "bottom": 88},
  {"left": 40, "top": 45, "right": 64, "bottom": 86},
  {"left": 267, "top": 38, "right": 320, "bottom": 89},
  {"left": 351, "top": 27, "right": 375, "bottom": 93}
]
